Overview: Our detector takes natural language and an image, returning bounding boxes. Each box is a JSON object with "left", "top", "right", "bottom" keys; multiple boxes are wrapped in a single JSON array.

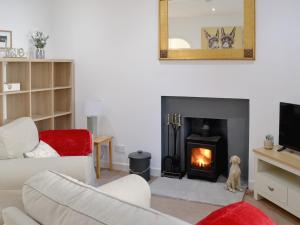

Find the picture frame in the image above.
[{"left": 0, "top": 30, "right": 12, "bottom": 49}]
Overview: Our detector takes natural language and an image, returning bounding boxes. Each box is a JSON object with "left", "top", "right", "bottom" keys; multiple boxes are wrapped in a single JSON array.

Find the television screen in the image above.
[{"left": 279, "top": 102, "right": 300, "bottom": 152}]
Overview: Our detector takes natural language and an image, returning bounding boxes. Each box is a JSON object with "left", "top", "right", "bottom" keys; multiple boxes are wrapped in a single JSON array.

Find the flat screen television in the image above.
[{"left": 279, "top": 102, "right": 300, "bottom": 152}]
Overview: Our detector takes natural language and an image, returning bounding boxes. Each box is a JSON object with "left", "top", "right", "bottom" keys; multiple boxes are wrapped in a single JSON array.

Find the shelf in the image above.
[
  {"left": 32, "top": 114, "right": 53, "bottom": 122},
  {"left": 1, "top": 90, "right": 30, "bottom": 95},
  {"left": 31, "top": 62, "right": 53, "bottom": 89},
  {"left": 0, "top": 59, "right": 73, "bottom": 130},
  {"left": 54, "top": 62, "right": 72, "bottom": 87},
  {"left": 35, "top": 118, "right": 53, "bottom": 131},
  {"left": 55, "top": 114, "right": 71, "bottom": 130},
  {"left": 5, "top": 93, "right": 30, "bottom": 121},
  {"left": 54, "top": 89, "right": 71, "bottom": 112},
  {"left": 6, "top": 62, "right": 30, "bottom": 91},
  {"left": 54, "top": 86, "right": 72, "bottom": 90},
  {"left": 31, "top": 91, "right": 53, "bottom": 120},
  {"left": 54, "top": 111, "right": 72, "bottom": 117},
  {"left": 31, "top": 88, "right": 52, "bottom": 92}
]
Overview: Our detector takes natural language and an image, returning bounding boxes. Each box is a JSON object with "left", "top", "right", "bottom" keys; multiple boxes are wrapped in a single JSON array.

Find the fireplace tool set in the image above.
[{"left": 163, "top": 113, "right": 183, "bottom": 178}]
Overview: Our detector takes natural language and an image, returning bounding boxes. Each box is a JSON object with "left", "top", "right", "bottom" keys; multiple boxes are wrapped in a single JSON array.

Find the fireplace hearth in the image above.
[{"left": 186, "top": 134, "right": 223, "bottom": 181}]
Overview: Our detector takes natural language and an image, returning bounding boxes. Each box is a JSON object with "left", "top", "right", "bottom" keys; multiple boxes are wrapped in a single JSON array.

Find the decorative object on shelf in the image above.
[
  {"left": 31, "top": 31, "right": 49, "bottom": 59},
  {"left": 3, "top": 48, "right": 25, "bottom": 58},
  {"left": 0, "top": 30, "right": 12, "bottom": 49},
  {"left": 3, "top": 83, "right": 20, "bottom": 92},
  {"left": 264, "top": 134, "right": 274, "bottom": 150},
  {"left": 84, "top": 99, "right": 103, "bottom": 137}
]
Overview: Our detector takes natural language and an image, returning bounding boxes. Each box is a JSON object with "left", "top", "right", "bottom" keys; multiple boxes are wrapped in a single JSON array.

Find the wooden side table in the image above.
[{"left": 94, "top": 136, "right": 113, "bottom": 179}]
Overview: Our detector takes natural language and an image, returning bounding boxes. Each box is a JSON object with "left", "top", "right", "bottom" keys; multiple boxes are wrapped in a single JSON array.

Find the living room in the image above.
[{"left": 0, "top": 0, "right": 300, "bottom": 224}]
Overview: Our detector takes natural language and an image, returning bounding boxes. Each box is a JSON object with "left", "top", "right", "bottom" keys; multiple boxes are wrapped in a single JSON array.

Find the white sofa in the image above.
[
  {"left": 0, "top": 118, "right": 95, "bottom": 224},
  {"left": 2, "top": 171, "right": 190, "bottom": 225}
]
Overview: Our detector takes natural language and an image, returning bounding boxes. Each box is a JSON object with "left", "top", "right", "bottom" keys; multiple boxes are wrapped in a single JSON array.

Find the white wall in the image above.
[
  {"left": 0, "top": 0, "right": 54, "bottom": 58},
  {"left": 2, "top": 0, "right": 300, "bottom": 185}
]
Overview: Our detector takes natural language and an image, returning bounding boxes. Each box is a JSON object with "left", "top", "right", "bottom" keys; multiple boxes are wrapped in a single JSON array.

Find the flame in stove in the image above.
[{"left": 191, "top": 148, "right": 212, "bottom": 168}]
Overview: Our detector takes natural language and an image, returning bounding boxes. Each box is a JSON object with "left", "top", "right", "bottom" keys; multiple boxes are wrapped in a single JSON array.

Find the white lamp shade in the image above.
[{"left": 84, "top": 100, "right": 103, "bottom": 116}]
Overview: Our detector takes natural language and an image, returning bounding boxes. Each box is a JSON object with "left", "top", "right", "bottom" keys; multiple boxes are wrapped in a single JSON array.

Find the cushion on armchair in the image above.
[
  {"left": 39, "top": 129, "right": 92, "bottom": 156},
  {"left": 196, "top": 201, "right": 275, "bottom": 225},
  {"left": 0, "top": 117, "right": 39, "bottom": 159}
]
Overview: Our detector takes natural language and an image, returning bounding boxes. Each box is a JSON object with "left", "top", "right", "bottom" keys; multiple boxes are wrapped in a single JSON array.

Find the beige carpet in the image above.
[
  {"left": 97, "top": 169, "right": 300, "bottom": 225},
  {"left": 150, "top": 176, "right": 245, "bottom": 206}
]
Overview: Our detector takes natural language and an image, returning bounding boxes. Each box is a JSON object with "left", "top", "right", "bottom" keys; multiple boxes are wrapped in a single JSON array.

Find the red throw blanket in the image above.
[{"left": 196, "top": 201, "right": 275, "bottom": 225}]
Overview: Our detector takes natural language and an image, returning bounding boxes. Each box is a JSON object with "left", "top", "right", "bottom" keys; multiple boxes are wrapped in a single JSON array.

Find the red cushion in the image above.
[
  {"left": 39, "top": 129, "right": 92, "bottom": 156},
  {"left": 196, "top": 202, "right": 275, "bottom": 225}
]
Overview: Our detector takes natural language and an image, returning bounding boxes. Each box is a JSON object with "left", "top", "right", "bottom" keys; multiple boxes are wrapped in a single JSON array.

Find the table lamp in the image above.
[{"left": 84, "top": 99, "right": 103, "bottom": 137}]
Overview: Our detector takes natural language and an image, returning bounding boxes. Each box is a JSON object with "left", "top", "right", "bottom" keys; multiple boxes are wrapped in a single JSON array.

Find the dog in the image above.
[
  {"left": 226, "top": 155, "right": 243, "bottom": 192},
  {"left": 220, "top": 27, "right": 236, "bottom": 48},
  {"left": 204, "top": 29, "right": 220, "bottom": 49}
]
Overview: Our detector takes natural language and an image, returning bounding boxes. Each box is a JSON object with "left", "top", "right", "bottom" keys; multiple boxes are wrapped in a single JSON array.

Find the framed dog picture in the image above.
[{"left": 0, "top": 30, "right": 12, "bottom": 49}]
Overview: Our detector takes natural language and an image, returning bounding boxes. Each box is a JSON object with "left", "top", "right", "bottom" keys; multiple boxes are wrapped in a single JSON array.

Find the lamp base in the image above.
[{"left": 87, "top": 116, "right": 98, "bottom": 137}]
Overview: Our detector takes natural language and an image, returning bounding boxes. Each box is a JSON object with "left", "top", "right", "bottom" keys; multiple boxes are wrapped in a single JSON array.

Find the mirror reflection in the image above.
[{"left": 168, "top": 0, "right": 244, "bottom": 50}]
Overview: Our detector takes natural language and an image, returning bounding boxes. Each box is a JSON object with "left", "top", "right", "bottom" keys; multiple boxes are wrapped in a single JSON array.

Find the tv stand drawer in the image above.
[{"left": 256, "top": 173, "right": 287, "bottom": 204}]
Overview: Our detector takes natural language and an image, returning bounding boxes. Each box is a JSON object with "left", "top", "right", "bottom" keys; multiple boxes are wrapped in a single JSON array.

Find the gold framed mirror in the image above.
[{"left": 159, "top": 0, "right": 255, "bottom": 60}]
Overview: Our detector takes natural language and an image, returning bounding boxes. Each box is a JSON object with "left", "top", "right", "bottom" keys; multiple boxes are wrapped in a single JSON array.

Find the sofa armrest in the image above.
[
  {"left": 2, "top": 207, "right": 39, "bottom": 225},
  {"left": 39, "top": 129, "right": 92, "bottom": 156},
  {"left": 0, "top": 156, "right": 95, "bottom": 190},
  {"left": 98, "top": 174, "right": 151, "bottom": 208}
]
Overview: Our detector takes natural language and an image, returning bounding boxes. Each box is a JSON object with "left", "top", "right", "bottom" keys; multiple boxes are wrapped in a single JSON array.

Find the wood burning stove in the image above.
[{"left": 186, "top": 134, "right": 222, "bottom": 181}]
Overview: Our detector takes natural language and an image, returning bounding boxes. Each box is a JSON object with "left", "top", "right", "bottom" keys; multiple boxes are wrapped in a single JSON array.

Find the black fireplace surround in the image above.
[{"left": 161, "top": 96, "right": 250, "bottom": 183}]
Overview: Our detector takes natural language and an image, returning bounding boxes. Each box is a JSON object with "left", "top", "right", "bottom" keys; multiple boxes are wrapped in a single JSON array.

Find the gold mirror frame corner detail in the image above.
[{"left": 159, "top": 0, "right": 256, "bottom": 60}]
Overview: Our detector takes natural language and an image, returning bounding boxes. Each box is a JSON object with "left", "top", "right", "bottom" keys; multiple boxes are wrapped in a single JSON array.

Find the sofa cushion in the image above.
[
  {"left": 24, "top": 141, "right": 60, "bottom": 158},
  {"left": 0, "top": 117, "right": 39, "bottom": 159},
  {"left": 39, "top": 129, "right": 92, "bottom": 156},
  {"left": 195, "top": 201, "right": 275, "bottom": 225},
  {"left": 23, "top": 171, "right": 190, "bottom": 225},
  {"left": 2, "top": 207, "right": 40, "bottom": 225}
]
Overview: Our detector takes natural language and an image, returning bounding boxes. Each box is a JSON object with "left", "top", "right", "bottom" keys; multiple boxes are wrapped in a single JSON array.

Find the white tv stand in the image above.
[{"left": 254, "top": 146, "right": 300, "bottom": 218}]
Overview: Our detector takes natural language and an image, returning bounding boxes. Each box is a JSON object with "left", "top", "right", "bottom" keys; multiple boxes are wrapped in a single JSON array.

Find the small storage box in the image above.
[
  {"left": 3, "top": 83, "right": 20, "bottom": 92},
  {"left": 128, "top": 150, "right": 151, "bottom": 181}
]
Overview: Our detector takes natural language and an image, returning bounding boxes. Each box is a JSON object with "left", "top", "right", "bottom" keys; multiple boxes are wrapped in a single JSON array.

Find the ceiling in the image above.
[{"left": 169, "top": 0, "right": 244, "bottom": 18}]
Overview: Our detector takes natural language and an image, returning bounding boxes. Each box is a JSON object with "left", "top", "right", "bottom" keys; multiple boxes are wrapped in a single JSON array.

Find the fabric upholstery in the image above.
[
  {"left": 98, "top": 174, "right": 151, "bottom": 208},
  {"left": 0, "top": 117, "right": 39, "bottom": 159},
  {"left": 24, "top": 141, "right": 60, "bottom": 158},
  {"left": 23, "top": 171, "right": 190, "bottom": 225},
  {"left": 2, "top": 207, "right": 40, "bottom": 225},
  {"left": 195, "top": 201, "right": 275, "bottom": 225},
  {"left": 0, "top": 157, "right": 93, "bottom": 190},
  {"left": 39, "top": 129, "right": 92, "bottom": 156}
]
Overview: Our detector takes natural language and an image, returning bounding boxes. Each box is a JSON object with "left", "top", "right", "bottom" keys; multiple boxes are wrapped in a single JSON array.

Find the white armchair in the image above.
[{"left": 0, "top": 118, "right": 95, "bottom": 224}]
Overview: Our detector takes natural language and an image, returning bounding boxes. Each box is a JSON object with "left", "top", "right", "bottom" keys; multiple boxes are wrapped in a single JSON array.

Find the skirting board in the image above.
[{"left": 100, "top": 160, "right": 161, "bottom": 177}]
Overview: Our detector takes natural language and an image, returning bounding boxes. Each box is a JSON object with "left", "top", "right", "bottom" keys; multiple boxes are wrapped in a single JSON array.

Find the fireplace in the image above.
[
  {"left": 161, "top": 96, "right": 250, "bottom": 182},
  {"left": 186, "top": 134, "right": 222, "bottom": 181}
]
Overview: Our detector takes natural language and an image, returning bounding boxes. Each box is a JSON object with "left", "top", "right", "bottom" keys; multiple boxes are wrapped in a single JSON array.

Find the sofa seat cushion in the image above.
[
  {"left": 39, "top": 130, "right": 92, "bottom": 156},
  {"left": 195, "top": 201, "right": 275, "bottom": 225},
  {"left": 23, "top": 171, "right": 190, "bottom": 225},
  {"left": 0, "top": 117, "right": 39, "bottom": 159}
]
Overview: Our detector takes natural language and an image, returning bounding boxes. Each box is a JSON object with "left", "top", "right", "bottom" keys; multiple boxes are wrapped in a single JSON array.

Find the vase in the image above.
[{"left": 35, "top": 48, "right": 45, "bottom": 59}]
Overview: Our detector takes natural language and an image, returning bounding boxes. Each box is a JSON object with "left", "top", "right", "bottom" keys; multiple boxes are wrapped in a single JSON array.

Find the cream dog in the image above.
[{"left": 226, "top": 155, "right": 243, "bottom": 192}]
